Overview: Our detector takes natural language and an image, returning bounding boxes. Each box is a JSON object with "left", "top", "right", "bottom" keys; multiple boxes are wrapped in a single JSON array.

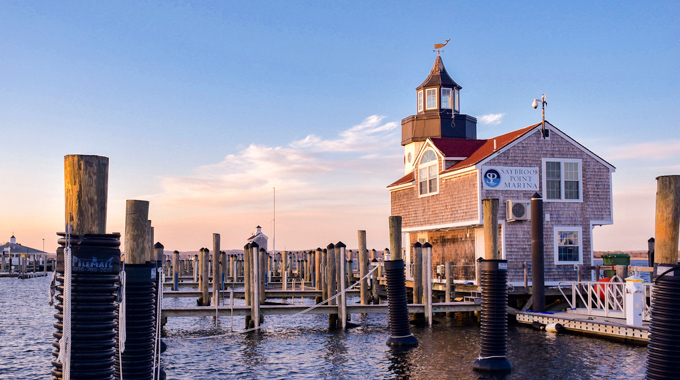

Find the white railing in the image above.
[{"left": 558, "top": 278, "right": 652, "bottom": 321}]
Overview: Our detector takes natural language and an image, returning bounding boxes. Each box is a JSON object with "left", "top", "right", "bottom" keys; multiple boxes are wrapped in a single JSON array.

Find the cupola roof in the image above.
[{"left": 416, "top": 56, "right": 461, "bottom": 91}]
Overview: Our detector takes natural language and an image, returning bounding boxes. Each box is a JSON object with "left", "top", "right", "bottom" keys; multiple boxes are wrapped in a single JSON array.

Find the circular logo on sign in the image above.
[{"left": 484, "top": 169, "right": 501, "bottom": 188}]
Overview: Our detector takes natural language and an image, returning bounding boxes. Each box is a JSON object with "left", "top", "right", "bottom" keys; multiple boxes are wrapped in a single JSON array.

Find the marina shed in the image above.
[{"left": 387, "top": 56, "right": 615, "bottom": 285}]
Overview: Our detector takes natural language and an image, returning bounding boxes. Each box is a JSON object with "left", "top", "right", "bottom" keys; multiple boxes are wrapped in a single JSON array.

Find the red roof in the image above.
[
  {"left": 441, "top": 123, "right": 540, "bottom": 174},
  {"left": 387, "top": 171, "right": 414, "bottom": 188},
  {"left": 388, "top": 123, "right": 541, "bottom": 189}
]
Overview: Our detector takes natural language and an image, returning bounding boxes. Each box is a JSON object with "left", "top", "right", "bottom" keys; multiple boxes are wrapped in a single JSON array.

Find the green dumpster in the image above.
[{"left": 601, "top": 253, "right": 630, "bottom": 278}]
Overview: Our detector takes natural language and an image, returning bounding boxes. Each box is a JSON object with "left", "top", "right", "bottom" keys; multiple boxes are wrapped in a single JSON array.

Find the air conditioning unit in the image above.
[{"left": 506, "top": 200, "right": 531, "bottom": 221}]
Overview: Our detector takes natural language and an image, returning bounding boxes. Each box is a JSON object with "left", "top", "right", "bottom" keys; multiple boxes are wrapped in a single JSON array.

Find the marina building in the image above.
[{"left": 387, "top": 56, "right": 615, "bottom": 285}]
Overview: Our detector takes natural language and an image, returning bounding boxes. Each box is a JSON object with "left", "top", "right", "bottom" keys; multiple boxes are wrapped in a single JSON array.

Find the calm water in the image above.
[{"left": 1, "top": 276, "right": 647, "bottom": 379}]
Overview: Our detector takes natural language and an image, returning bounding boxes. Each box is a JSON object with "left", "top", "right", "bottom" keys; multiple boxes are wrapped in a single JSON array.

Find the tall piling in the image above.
[
  {"left": 251, "top": 243, "right": 261, "bottom": 329},
  {"left": 172, "top": 250, "right": 180, "bottom": 291},
  {"left": 327, "top": 243, "right": 337, "bottom": 329},
  {"left": 647, "top": 175, "right": 680, "bottom": 380},
  {"left": 201, "top": 248, "right": 210, "bottom": 306},
  {"left": 54, "top": 155, "right": 122, "bottom": 379},
  {"left": 530, "top": 193, "right": 545, "bottom": 312},
  {"left": 336, "top": 242, "right": 348, "bottom": 329},
  {"left": 212, "top": 234, "right": 221, "bottom": 307},
  {"left": 385, "top": 216, "right": 417, "bottom": 346},
  {"left": 358, "top": 231, "right": 368, "bottom": 307},
  {"left": 483, "top": 199, "right": 500, "bottom": 260},
  {"left": 422, "top": 242, "right": 433, "bottom": 326}
]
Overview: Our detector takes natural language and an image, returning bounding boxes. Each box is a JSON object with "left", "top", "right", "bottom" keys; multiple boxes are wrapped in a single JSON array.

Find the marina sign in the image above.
[{"left": 482, "top": 166, "right": 539, "bottom": 190}]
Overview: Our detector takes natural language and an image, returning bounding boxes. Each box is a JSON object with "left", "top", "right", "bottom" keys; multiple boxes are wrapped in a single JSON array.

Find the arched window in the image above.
[{"left": 419, "top": 150, "right": 438, "bottom": 196}]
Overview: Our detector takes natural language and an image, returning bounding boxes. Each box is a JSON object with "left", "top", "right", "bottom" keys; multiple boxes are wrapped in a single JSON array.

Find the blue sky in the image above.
[{"left": 2, "top": 1, "right": 679, "bottom": 253}]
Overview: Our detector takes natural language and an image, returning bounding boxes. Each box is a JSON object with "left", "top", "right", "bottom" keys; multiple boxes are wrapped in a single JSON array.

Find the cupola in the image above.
[
  {"left": 416, "top": 56, "right": 461, "bottom": 114},
  {"left": 401, "top": 56, "right": 477, "bottom": 146}
]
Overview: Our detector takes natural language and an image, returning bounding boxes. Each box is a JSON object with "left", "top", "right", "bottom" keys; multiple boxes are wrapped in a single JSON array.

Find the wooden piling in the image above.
[
  {"left": 371, "top": 258, "right": 379, "bottom": 304},
  {"left": 259, "top": 248, "right": 266, "bottom": 304},
  {"left": 389, "top": 216, "right": 402, "bottom": 261},
  {"left": 172, "top": 250, "right": 180, "bottom": 291},
  {"left": 483, "top": 199, "right": 499, "bottom": 260},
  {"left": 251, "top": 243, "right": 261, "bottom": 328},
  {"left": 423, "top": 242, "right": 433, "bottom": 326},
  {"left": 282, "top": 250, "right": 288, "bottom": 290},
  {"left": 244, "top": 244, "right": 251, "bottom": 310},
  {"left": 201, "top": 248, "right": 210, "bottom": 306},
  {"left": 337, "top": 242, "right": 347, "bottom": 329},
  {"left": 125, "top": 200, "right": 149, "bottom": 265},
  {"left": 320, "top": 248, "right": 328, "bottom": 302},
  {"left": 193, "top": 254, "right": 199, "bottom": 283},
  {"left": 413, "top": 243, "right": 422, "bottom": 304},
  {"left": 327, "top": 243, "right": 337, "bottom": 328},
  {"left": 212, "top": 234, "right": 221, "bottom": 307},
  {"left": 315, "top": 248, "right": 322, "bottom": 291},
  {"left": 445, "top": 261, "right": 454, "bottom": 302},
  {"left": 64, "top": 155, "right": 108, "bottom": 235},
  {"left": 654, "top": 175, "right": 680, "bottom": 264},
  {"left": 358, "top": 231, "right": 368, "bottom": 306},
  {"left": 146, "top": 221, "right": 153, "bottom": 263}
]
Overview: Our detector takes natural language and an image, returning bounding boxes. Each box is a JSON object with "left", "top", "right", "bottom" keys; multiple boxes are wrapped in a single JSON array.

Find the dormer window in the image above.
[
  {"left": 418, "top": 150, "right": 439, "bottom": 196},
  {"left": 418, "top": 90, "right": 424, "bottom": 112},
  {"left": 441, "top": 88, "right": 452, "bottom": 109},
  {"left": 426, "top": 88, "right": 437, "bottom": 110}
]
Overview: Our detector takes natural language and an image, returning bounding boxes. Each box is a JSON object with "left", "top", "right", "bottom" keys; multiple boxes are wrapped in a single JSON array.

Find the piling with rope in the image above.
[{"left": 472, "top": 259, "right": 513, "bottom": 373}]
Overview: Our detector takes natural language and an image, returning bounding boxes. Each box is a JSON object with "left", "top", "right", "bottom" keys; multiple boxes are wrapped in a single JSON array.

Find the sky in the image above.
[{"left": 1, "top": 1, "right": 679, "bottom": 254}]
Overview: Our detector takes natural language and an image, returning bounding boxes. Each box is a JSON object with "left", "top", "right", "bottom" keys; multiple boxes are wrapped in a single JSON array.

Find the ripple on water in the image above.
[{"left": 1, "top": 277, "right": 646, "bottom": 379}]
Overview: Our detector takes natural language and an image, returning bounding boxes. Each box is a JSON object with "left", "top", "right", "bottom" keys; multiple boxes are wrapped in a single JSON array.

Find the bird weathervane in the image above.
[{"left": 434, "top": 39, "right": 450, "bottom": 55}]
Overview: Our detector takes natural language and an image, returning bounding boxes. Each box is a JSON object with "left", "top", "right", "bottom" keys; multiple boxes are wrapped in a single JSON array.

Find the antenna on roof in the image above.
[
  {"left": 532, "top": 94, "right": 548, "bottom": 138},
  {"left": 433, "top": 39, "right": 450, "bottom": 55}
]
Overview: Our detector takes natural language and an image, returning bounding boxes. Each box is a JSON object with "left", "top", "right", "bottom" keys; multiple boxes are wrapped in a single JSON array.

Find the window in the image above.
[
  {"left": 554, "top": 226, "right": 582, "bottom": 264},
  {"left": 441, "top": 88, "right": 452, "bottom": 109},
  {"left": 417, "top": 91, "right": 424, "bottom": 112},
  {"left": 426, "top": 88, "right": 437, "bottom": 109},
  {"left": 542, "top": 159, "right": 582, "bottom": 201},
  {"left": 418, "top": 150, "right": 438, "bottom": 196},
  {"left": 454, "top": 88, "right": 460, "bottom": 112}
]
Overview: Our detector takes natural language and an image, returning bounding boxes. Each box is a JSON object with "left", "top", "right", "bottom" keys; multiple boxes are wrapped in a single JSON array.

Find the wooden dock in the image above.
[
  {"left": 516, "top": 311, "right": 648, "bottom": 344},
  {"left": 162, "top": 301, "right": 480, "bottom": 318},
  {"left": 164, "top": 289, "right": 359, "bottom": 298}
]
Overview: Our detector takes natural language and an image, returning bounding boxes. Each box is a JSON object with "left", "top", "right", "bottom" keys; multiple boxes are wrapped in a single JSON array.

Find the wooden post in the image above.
[
  {"left": 251, "top": 243, "right": 261, "bottom": 328},
  {"left": 445, "top": 261, "right": 453, "bottom": 302},
  {"left": 193, "top": 254, "right": 199, "bottom": 283},
  {"left": 389, "top": 216, "right": 402, "bottom": 261},
  {"left": 358, "top": 231, "right": 368, "bottom": 306},
  {"left": 577, "top": 265, "right": 582, "bottom": 282},
  {"left": 231, "top": 254, "right": 237, "bottom": 283},
  {"left": 371, "top": 258, "right": 379, "bottom": 304},
  {"left": 145, "top": 221, "right": 153, "bottom": 263},
  {"left": 337, "top": 242, "right": 347, "bottom": 329},
  {"left": 483, "top": 199, "right": 500, "bottom": 260},
  {"left": 201, "top": 248, "right": 210, "bottom": 306},
  {"left": 531, "top": 193, "right": 546, "bottom": 312},
  {"left": 648, "top": 237, "right": 655, "bottom": 267},
  {"left": 64, "top": 155, "right": 108, "bottom": 235},
  {"left": 212, "top": 234, "right": 221, "bottom": 307},
  {"left": 327, "top": 243, "right": 337, "bottom": 328},
  {"left": 172, "top": 250, "right": 180, "bottom": 291},
  {"left": 523, "top": 262, "right": 528, "bottom": 289},
  {"left": 320, "top": 248, "right": 327, "bottom": 302},
  {"left": 315, "top": 248, "right": 322, "bottom": 291},
  {"left": 654, "top": 175, "right": 680, "bottom": 264},
  {"left": 125, "top": 200, "right": 149, "bottom": 265},
  {"left": 413, "top": 243, "right": 422, "bottom": 304},
  {"left": 259, "top": 248, "right": 266, "bottom": 304},
  {"left": 423, "top": 242, "right": 433, "bottom": 326},
  {"left": 282, "top": 250, "right": 288, "bottom": 290},
  {"left": 244, "top": 244, "right": 251, "bottom": 313}
]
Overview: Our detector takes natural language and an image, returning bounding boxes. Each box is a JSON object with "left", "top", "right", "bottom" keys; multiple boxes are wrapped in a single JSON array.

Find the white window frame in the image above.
[
  {"left": 417, "top": 90, "right": 424, "bottom": 112},
  {"left": 425, "top": 88, "right": 437, "bottom": 110},
  {"left": 418, "top": 150, "right": 439, "bottom": 197},
  {"left": 454, "top": 88, "right": 460, "bottom": 112},
  {"left": 554, "top": 226, "right": 583, "bottom": 265},
  {"left": 542, "top": 158, "right": 583, "bottom": 202},
  {"left": 440, "top": 88, "right": 452, "bottom": 109}
]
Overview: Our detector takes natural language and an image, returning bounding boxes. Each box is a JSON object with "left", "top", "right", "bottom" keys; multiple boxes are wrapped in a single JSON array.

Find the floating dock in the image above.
[{"left": 516, "top": 310, "right": 648, "bottom": 344}]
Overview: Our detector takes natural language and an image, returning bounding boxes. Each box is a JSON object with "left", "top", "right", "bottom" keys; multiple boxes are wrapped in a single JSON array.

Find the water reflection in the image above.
[
  {"left": 386, "top": 346, "right": 416, "bottom": 379},
  {"left": 322, "top": 330, "right": 349, "bottom": 379}
]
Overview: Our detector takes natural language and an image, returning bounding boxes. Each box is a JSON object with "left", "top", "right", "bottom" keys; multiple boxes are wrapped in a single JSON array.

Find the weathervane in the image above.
[
  {"left": 433, "top": 39, "right": 450, "bottom": 55},
  {"left": 532, "top": 94, "right": 548, "bottom": 138}
]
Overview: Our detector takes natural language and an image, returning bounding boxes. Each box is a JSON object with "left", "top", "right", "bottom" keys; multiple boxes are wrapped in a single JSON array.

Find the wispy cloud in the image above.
[
  {"left": 478, "top": 113, "right": 505, "bottom": 125},
  {"left": 150, "top": 115, "right": 402, "bottom": 217}
]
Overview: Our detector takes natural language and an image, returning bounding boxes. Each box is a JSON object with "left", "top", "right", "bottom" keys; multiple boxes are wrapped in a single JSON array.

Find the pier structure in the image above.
[{"left": 0, "top": 235, "right": 51, "bottom": 278}]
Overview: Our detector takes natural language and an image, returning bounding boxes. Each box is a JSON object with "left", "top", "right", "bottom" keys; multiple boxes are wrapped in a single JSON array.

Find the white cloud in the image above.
[
  {"left": 150, "top": 115, "right": 402, "bottom": 218},
  {"left": 478, "top": 113, "right": 505, "bottom": 125}
]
